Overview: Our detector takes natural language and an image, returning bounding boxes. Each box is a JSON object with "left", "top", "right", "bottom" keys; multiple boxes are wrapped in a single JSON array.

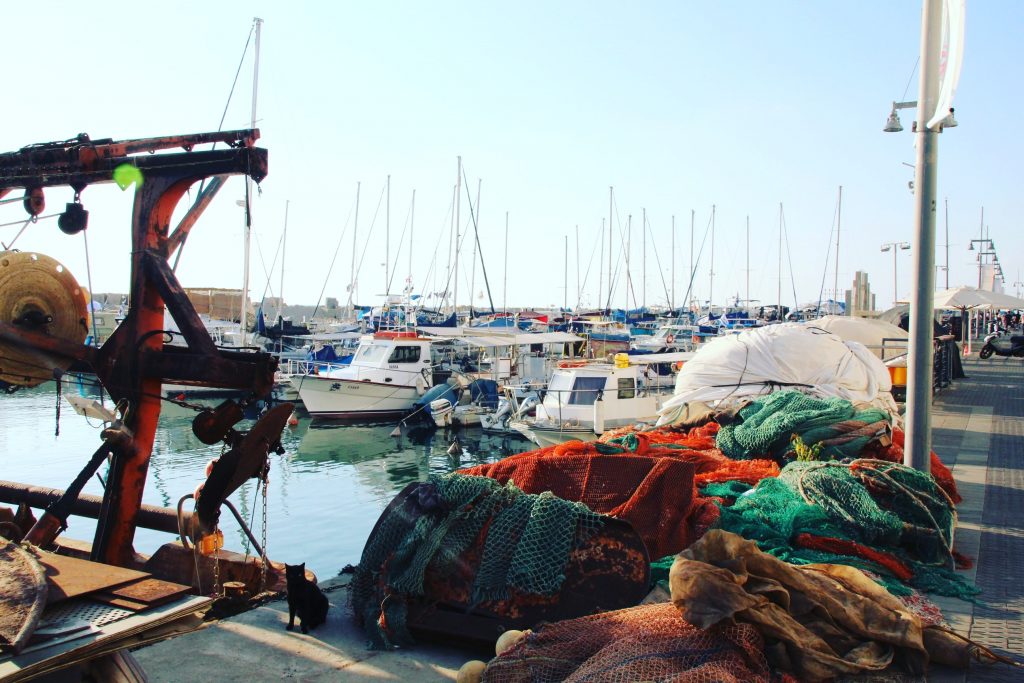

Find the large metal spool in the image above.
[{"left": 0, "top": 251, "right": 88, "bottom": 387}]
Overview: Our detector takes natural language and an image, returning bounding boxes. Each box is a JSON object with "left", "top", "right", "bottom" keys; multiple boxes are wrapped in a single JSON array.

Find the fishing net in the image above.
[
  {"left": 713, "top": 459, "right": 977, "bottom": 599},
  {"left": 669, "top": 531, "right": 1000, "bottom": 682},
  {"left": 462, "top": 452, "right": 697, "bottom": 559},
  {"left": 861, "top": 428, "right": 962, "bottom": 504},
  {"left": 350, "top": 473, "right": 606, "bottom": 648},
  {"left": 715, "top": 391, "right": 891, "bottom": 461},
  {"left": 480, "top": 602, "right": 788, "bottom": 683}
]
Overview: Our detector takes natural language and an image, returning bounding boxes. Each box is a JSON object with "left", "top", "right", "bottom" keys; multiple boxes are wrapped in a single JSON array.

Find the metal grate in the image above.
[{"left": 40, "top": 598, "right": 134, "bottom": 630}]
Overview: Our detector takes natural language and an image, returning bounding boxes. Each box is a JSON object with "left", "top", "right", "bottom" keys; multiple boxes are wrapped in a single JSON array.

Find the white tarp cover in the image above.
[
  {"left": 805, "top": 316, "right": 908, "bottom": 361},
  {"left": 657, "top": 323, "right": 895, "bottom": 425}
]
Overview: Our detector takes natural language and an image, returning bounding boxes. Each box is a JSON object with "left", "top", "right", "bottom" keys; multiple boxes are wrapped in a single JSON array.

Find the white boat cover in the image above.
[
  {"left": 804, "top": 316, "right": 908, "bottom": 361},
  {"left": 657, "top": 323, "right": 896, "bottom": 425}
]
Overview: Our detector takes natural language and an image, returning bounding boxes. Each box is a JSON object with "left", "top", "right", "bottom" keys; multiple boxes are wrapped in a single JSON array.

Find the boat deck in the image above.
[{"left": 131, "top": 354, "right": 1024, "bottom": 682}]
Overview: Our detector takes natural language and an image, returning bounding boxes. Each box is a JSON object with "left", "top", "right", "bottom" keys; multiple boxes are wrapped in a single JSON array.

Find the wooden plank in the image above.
[
  {"left": 107, "top": 578, "right": 190, "bottom": 607},
  {"left": 38, "top": 553, "right": 148, "bottom": 605}
]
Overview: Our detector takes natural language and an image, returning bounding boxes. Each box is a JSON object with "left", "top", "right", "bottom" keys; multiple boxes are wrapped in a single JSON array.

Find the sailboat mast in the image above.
[
  {"left": 503, "top": 211, "right": 509, "bottom": 316},
  {"left": 409, "top": 189, "right": 415, "bottom": 293},
  {"left": 469, "top": 178, "right": 481, "bottom": 317},
  {"left": 834, "top": 185, "right": 842, "bottom": 311},
  {"left": 642, "top": 208, "right": 646, "bottom": 311},
  {"left": 454, "top": 156, "right": 462, "bottom": 323},
  {"left": 746, "top": 215, "right": 750, "bottom": 308},
  {"left": 385, "top": 174, "right": 390, "bottom": 296},
  {"left": 564, "top": 235, "right": 568, "bottom": 311},
  {"left": 575, "top": 224, "right": 580, "bottom": 309},
  {"left": 608, "top": 187, "right": 613, "bottom": 312},
  {"left": 279, "top": 200, "right": 289, "bottom": 322},
  {"left": 239, "top": 16, "right": 262, "bottom": 345},
  {"left": 709, "top": 204, "right": 716, "bottom": 310},
  {"left": 598, "top": 218, "right": 604, "bottom": 311},
  {"left": 671, "top": 215, "right": 675, "bottom": 311},
  {"left": 626, "top": 214, "right": 632, "bottom": 312},
  {"left": 350, "top": 182, "right": 360, "bottom": 316},
  {"left": 778, "top": 203, "right": 783, "bottom": 317},
  {"left": 689, "top": 210, "right": 694, "bottom": 311}
]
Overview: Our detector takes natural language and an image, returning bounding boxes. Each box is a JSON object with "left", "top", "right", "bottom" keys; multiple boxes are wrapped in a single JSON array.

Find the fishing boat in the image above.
[
  {"left": 508, "top": 353, "right": 686, "bottom": 447},
  {"left": 293, "top": 331, "right": 438, "bottom": 419}
]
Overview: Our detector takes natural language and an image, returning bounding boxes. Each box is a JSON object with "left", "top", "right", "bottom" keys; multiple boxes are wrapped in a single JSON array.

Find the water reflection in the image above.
[{"left": 1, "top": 384, "right": 537, "bottom": 580}]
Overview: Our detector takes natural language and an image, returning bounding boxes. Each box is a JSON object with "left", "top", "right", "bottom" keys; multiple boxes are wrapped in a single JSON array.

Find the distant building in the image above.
[{"left": 844, "top": 271, "right": 876, "bottom": 316}]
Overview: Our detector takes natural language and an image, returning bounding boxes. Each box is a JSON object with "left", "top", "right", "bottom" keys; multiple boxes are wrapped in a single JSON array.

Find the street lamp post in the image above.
[
  {"left": 880, "top": 241, "right": 910, "bottom": 307},
  {"left": 881, "top": 0, "right": 962, "bottom": 473}
]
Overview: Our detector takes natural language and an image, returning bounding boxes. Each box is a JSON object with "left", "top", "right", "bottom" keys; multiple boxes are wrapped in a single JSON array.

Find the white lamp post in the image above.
[{"left": 880, "top": 241, "right": 911, "bottom": 307}]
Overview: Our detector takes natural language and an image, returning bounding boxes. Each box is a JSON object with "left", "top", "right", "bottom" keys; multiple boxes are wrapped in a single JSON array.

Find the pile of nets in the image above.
[
  {"left": 350, "top": 472, "right": 605, "bottom": 648},
  {"left": 480, "top": 602, "right": 788, "bottom": 683},
  {"left": 669, "top": 531, "right": 1004, "bottom": 681},
  {"left": 715, "top": 391, "right": 891, "bottom": 461},
  {"left": 461, "top": 421, "right": 780, "bottom": 560},
  {"left": 713, "top": 458, "right": 975, "bottom": 599}
]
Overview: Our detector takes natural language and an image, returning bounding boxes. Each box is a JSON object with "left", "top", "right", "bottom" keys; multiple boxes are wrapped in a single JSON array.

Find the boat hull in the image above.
[{"left": 295, "top": 375, "right": 421, "bottom": 419}]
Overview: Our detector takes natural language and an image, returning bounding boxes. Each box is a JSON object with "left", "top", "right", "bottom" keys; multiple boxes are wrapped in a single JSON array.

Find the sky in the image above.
[{"left": 1, "top": 1, "right": 1022, "bottom": 314}]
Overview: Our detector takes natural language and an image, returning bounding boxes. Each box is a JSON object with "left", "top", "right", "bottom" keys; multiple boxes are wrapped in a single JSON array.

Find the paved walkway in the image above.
[{"left": 929, "top": 354, "right": 1024, "bottom": 681}]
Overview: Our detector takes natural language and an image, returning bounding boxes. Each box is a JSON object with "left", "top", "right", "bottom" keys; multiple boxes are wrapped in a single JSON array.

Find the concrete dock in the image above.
[{"left": 132, "top": 355, "right": 1024, "bottom": 682}]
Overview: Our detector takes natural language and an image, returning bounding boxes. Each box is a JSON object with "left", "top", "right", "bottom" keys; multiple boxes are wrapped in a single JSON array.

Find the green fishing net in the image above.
[
  {"left": 715, "top": 391, "right": 889, "bottom": 460},
  {"left": 710, "top": 460, "right": 977, "bottom": 601},
  {"left": 350, "top": 472, "right": 605, "bottom": 648}
]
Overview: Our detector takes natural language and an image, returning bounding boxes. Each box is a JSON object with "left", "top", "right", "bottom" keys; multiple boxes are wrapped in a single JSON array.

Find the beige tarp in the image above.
[{"left": 669, "top": 530, "right": 979, "bottom": 681}]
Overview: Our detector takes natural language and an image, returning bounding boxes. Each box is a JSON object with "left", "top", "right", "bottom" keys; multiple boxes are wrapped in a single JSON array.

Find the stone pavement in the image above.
[{"left": 928, "top": 354, "right": 1024, "bottom": 681}]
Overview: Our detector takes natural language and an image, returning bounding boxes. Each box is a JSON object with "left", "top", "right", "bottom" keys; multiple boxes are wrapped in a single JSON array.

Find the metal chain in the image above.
[
  {"left": 260, "top": 471, "right": 269, "bottom": 594},
  {"left": 212, "top": 527, "right": 221, "bottom": 597},
  {"left": 54, "top": 380, "right": 61, "bottom": 436}
]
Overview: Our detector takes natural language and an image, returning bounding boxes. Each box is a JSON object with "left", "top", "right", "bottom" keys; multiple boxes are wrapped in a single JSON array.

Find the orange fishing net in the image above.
[
  {"left": 460, "top": 454, "right": 697, "bottom": 559},
  {"left": 481, "top": 602, "right": 792, "bottom": 683}
]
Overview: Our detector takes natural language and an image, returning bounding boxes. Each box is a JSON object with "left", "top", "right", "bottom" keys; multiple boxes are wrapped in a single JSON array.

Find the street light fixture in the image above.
[
  {"left": 883, "top": 100, "right": 957, "bottom": 133},
  {"left": 881, "top": 241, "right": 911, "bottom": 307}
]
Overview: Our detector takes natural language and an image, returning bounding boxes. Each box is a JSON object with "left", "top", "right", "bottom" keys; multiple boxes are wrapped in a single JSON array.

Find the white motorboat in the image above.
[
  {"left": 293, "top": 332, "right": 436, "bottom": 419},
  {"left": 509, "top": 354, "right": 686, "bottom": 447}
]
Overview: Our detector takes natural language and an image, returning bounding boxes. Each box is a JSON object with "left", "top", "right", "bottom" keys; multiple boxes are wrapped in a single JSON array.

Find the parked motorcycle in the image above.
[{"left": 979, "top": 332, "right": 1024, "bottom": 359}]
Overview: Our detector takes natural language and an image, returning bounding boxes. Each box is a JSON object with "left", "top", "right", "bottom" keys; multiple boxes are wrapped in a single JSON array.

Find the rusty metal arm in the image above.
[
  {"left": 0, "top": 320, "right": 96, "bottom": 365},
  {"left": 166, "top": 174, "right": 228, "bottom": 256},
  {"left": 141, "top": 346, "right": 276, "bottom": 392},
  {"left": 0, "top": 141, "right": 267, "bottom": 193},
  {"left": 141, "top": 251, "right": 218, "bottom": 356}
]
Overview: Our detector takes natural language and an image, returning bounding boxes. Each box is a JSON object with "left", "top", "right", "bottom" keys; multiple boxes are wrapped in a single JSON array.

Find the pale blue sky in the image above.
[{"left": 2, "top": 2, "right": 1021, "bottom": 312}]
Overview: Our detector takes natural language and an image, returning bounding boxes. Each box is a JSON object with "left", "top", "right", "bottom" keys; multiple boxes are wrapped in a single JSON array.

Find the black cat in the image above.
[{"left": 285, "top": 563, "right": 329, "bottom": 633}]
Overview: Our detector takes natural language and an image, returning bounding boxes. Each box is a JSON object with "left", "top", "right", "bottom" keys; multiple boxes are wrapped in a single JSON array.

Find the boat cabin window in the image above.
[
  {"left": 388, "top": 345, "right": 422, "bottom": 364},
  {"left": 568, "top": 376, "right": 606, "bottom": 405},
  {"left": 354, "top": 344, "right": 390, "bottom": 365},
  {"left": 617, "top": 377, "right": 636, "bottom": 399}
]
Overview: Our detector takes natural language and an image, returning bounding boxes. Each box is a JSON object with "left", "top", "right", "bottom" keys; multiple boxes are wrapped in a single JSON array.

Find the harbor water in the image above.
[{"left": 0, "top": 383, "right": 535, "bottom": 581}]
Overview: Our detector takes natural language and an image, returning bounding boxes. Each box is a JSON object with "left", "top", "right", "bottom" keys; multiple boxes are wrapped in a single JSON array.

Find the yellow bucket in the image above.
[{"left": 614, "top": 352, "right": 630, "bottom": 368}]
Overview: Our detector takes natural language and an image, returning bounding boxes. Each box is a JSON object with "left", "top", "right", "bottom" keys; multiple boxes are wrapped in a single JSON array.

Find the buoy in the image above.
[
  {"left": 176, "top": 393, "right": 187, "bottom": 401},
  {"left": 456, "top": 660, "right": 487, "bottom": 683},
  {"left": 390, "top": 425, "right": 401, "bottom": 437},
  {"left": 288, "top": 412, "right": 299, "bottom": 427},
  {"left": 447, "top": 438, "right": 462, "bottom": 456},
  {"left": 495, "top": 628, "right": 528, "bottom": 656}
]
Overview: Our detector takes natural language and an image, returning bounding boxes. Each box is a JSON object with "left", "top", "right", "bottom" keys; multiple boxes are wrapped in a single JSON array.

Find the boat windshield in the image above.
[
  {"left": 569, "top": 376, "right": 606, "bottom": 405},
  {"left": 353, "top": 343, "right": 390, "bottom": 365}
]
